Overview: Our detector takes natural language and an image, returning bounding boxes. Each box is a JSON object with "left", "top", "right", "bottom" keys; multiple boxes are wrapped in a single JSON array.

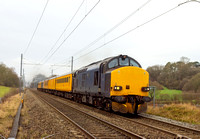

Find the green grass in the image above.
[
  {"left": 154, "top": 87, "right": 182, "bottom": 101},
  {"left": 160, "top": 87, "right": 182, "bottom": 95},
  {"left": 0, "top": 86, "right": 11, "bottom": 97}
]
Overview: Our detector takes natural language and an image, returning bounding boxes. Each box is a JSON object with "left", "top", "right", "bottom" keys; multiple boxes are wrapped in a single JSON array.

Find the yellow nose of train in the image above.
[
  {"left": 110, "top": 66, "right": 150, "bottom": 114},
  {"left": 110, "top": 66, "right": 149, "bottom": 96}
]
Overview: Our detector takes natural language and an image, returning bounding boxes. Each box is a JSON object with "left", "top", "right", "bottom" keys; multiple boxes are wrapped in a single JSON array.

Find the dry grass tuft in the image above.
[
  {"left": 0, "top": 94, "right": 21, "bottom": 138},
  {"left": 147, "top": 103, "right": 200, "bottom": 124}
]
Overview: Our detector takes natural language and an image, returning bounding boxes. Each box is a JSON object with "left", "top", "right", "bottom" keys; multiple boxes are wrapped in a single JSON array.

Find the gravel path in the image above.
[{"left": 17, "top": 90, "right": 86, "bottom": 138}]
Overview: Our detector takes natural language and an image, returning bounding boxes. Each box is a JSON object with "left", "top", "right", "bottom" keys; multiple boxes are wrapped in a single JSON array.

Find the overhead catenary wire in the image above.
[
  {"left": 73, "top": 0, "right": 152, "bottom": 57},
  {"left": 41, "top": 0, "right": 100, "bottom": 65},
  {"left": 39, "top": 0, "right": 85, "bottom": 64},
  {"left": 23, "top": 63, "right": 42, "bottom": 66},
  {"left": 53, "top": 0, "right": 152, "bottom": 67},
  {"left": 32, "top": 0, "right": 99, "bottom": 75},
  {"left": 28, "top": 0, "right": 200, "bottom": 79},
  {"left": 74, "top": 0, "right": 199, "bottom": 62},
  {"left": 24, "top": 0, "right": 50, "bottom": 55}
]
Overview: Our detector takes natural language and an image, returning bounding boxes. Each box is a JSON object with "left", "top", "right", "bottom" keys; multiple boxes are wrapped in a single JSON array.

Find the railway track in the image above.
[
  {"left": 33, "top": 90, "right": 144, "bottom": 139},
  {"left": 33, "top": 90, "right": 200, "bottom": 138},
  {"left": 137, "top": 114, "right": 200, "bottom": 139}
]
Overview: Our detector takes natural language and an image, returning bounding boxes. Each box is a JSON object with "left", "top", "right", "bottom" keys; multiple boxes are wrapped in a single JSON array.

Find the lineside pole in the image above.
[
  {"left": 23, "top": 68, "right": 25, "bottom": 89},
  {"left": 153, "top": 86, "right": 156, "bottom": 108},
  {"left": 71, "top": 56, "right": 73, "bottom": 72},
  {"left": 19, "top": 54, "right": 23, "bottom": 96}
]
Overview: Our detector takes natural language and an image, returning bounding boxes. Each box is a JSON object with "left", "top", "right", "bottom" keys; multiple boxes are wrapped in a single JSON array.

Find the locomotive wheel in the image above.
[{"left": 104, "top": 100, "right": 112, "bottom": 112}]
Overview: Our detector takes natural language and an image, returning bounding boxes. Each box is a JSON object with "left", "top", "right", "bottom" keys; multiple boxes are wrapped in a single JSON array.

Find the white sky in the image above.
[{"left": 0, "top": 0, "right": 200, "bottom": 82}]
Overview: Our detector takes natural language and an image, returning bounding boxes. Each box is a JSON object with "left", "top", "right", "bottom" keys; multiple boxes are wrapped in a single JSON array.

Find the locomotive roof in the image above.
[
  {"left": 76, "top": 56, "right": 116, "bottom": 72},
  {"left": 38, "top": 55, "right": 140, "bottom": 83},
  {"left": 76, "top": 54, "right": 140, "bottom": 72}
]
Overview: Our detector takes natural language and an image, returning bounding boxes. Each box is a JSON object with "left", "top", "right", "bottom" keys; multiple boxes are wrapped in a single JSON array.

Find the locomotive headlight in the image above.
[
  {"left": 141, "top": 87, "right": 150, "bottom": 92},
  {"left": 114, "top": 86, "right": 122, "bottom": 91}
]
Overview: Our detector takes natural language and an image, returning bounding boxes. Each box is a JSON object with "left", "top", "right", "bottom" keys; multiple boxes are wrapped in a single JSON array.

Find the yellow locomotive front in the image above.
[{"left": 105, "top": 55, "right": 151, "bottom": 114}]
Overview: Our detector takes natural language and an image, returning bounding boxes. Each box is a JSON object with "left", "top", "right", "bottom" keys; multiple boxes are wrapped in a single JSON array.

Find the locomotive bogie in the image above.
[{"left": 111, "top": 101, "right": 147, "bottom": 114}]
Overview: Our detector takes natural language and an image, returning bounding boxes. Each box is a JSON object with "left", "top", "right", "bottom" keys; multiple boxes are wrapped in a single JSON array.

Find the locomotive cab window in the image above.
[
  {"left": 130, "top": 59, "right": 140, "bottom": 67},
  {"left": 119, "top": 57, "right": 129, "bottom": 66},
  {"left": 108, "top": 58, "right": 118, "bottom": 68}
]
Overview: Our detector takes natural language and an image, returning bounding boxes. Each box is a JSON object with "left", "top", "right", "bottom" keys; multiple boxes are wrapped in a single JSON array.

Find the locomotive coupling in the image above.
[
  {"left": 142, "top": 96, "right": 151, "bottom": 102},
  {"left": 112, "top": 96, "right": 127, "bottom": 103}
]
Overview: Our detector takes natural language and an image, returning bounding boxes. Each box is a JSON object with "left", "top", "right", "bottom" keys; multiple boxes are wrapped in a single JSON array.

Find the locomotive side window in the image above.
[
  {"left": 119, "top": 57, "right": 129, "bottom": 66},
  {"left": 108, "top": 58, "right": 118, "bottom": 68},
  {"left": 94, "top": 71, "right": 98, "bottom": 85},
  {"left": 130, "top": 59, "right": 140, "bottom": 67}
]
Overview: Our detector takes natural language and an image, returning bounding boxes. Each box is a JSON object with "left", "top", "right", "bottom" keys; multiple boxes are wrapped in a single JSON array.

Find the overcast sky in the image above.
[{"left": 0, "top": 0, "right": 200, "bottom": 82}]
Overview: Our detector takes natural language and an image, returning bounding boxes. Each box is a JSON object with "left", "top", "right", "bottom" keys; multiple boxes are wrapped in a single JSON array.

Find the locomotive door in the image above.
[{"left": 99, "top": 63, "right": 105, "bottom": 93}]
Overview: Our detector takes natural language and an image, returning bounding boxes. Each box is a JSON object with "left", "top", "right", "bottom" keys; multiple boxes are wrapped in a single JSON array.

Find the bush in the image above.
[
  {"left": 0, "top": 63, "right": 19, "bottom": 87},
  {"left": 183, "top": 73, "right": 200, "bottom": 93},
  {"left": 150, "top": 81, "right": 163, "bottom": 90}
]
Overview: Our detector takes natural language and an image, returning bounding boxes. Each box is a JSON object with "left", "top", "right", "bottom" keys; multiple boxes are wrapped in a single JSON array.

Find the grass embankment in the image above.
[
  {"left": 147, "top": 103, "right": 200, "bottom": 124},
  {"left": 0, "top": 88, "right": 21, "bottom": 138},
  {"left": 0, "top": 86, "right": 11, "bottom": 97},
  {"left": 155, "top": 87, "right": 182, "bottom": 100},
  {"left": 152, "top": 87, "right": 200, "bottom": 104}
]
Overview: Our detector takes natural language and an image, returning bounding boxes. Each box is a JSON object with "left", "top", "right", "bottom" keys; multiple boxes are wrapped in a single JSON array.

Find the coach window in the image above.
[
  {"left": 119, "top": 57, "right": 129, "bottom": 66},
  {"left": 94, "top": 71, "right": 98, "bottom": 85},
  {"left": 130, "top": 59, "right": 140, "bottom": 67},
  {"left": 108, "top": 58, "right": 118, "bottom": 69}
]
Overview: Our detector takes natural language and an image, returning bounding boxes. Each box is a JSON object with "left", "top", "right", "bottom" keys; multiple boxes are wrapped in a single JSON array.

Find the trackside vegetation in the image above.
[
  {"left": 147, "top": 104, "right": 200, "bottom": 124},
  {"left": 0, "top": 63, "right": 19, "bottom": 88},
  {"left": 0, "top": 86, "right": 10, "bottom": 97},
  {"left": 147, "top": 57, "right": 200, "bottom": 93},
  {"left": 0, "top": 94, "right": 21, "bottom": 138},
  {"left": 156, "top": 87, "right": 182, "bottom": 100}
]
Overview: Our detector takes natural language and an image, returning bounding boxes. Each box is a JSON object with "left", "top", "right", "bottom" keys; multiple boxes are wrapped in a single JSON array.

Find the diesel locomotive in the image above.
[{"left": 37, "top": 55, "right": 151, "bottom": 114}]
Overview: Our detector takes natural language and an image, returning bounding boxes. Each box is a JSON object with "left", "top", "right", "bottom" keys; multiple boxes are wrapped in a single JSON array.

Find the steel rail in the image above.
[
  {"left": 121, "top": 116, "right": 191, "bottom": 139},
  {"left": 139, "top": 113, "right": 200, "bottom": 137},
  {"left": 34, "top": 93, "right": 95, "bottom": 139},
  {"left": 55, "top": 94, "right": 192, "bottom": 138},
  {"left": 34, "top": 90, "right": 191, "bottom": 138},
  {"left": 34, "top": 91, "right": 144, "bottom": 139}
]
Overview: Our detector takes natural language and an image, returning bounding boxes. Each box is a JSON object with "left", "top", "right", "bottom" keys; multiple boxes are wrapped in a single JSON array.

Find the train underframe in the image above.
[{"left": 37, "top": 88, "right": 148, "bottom": 114}]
